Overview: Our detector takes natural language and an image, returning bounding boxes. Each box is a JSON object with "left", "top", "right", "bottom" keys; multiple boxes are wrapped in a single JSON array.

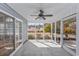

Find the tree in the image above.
[{"left": 44, "top": 24, "right": 51, "bottom": 33}]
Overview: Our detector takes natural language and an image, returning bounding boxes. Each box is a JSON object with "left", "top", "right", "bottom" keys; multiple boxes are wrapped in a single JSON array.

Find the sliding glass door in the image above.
[
  {"left": 0, "top": 14, "right": 15, "bottom": 56},
  {"left": 0, "top": 12, "right": 22, "bottom": 56}
]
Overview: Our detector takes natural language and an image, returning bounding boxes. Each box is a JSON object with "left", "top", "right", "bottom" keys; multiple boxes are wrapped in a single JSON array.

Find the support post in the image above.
[
  {"left": 60, "top": 21, "right": 63, "bottom": 47},
  {"left": 54, "top": 22, "right": 56, "bottom": 43},
  {"left": 51, "top": 23, "right": 53, "bottom": 40},
  {"left": 43, "top": 23, "right": 45, "bottom": 40},
  {"left": 76, "top": 14, "right": 79, "bottom": 56},
  {"left": 35, "top": 24, "right": 37, "bottom": 40}
]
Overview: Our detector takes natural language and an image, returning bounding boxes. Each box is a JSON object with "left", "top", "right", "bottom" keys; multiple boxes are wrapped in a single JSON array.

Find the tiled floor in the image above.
[{"left": 21, "top": 40, "right": 71, "bottom": 56}]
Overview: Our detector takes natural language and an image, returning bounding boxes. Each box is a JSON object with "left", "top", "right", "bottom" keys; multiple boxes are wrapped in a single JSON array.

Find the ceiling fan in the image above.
[{"left": 31, "top": 10, "right": 53, "bottom": 20}]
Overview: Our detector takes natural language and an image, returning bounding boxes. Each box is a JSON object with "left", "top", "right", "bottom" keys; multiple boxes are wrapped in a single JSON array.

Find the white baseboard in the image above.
[
  {"left": 63, "top": 45, "right": 76, "bottom": 56},
  {"left": 9, "top": 43, "right": 23, "bottom": 56}
]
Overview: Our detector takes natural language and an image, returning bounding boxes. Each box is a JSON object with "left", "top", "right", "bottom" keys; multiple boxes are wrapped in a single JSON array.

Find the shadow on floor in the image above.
[{"left": 20, "top": 40, "right": 72, "bottom": 56}]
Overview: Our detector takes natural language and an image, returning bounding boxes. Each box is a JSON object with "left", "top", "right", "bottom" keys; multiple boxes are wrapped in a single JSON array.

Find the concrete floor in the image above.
[{"left": 21, "top": 40, "right": 71, "bottom": 56}]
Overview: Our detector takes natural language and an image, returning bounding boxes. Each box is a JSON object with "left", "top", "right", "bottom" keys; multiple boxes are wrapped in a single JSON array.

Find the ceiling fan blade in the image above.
[
  {"left": 30, "top": 15, "right": 38, "bottom": 16},
  {"left": 43, "top": 15, "right": 53, "bottom": 17},
  {"left": 35, "top": 16, "right": 46, "bottom": 20},
  {"left": 42, "top": 17, "right": 46, "bottom": 20}
]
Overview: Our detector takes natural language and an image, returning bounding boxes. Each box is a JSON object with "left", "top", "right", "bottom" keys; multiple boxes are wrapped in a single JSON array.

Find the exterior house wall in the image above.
[{"left": 0, "top": 3, "right": 27, "bottom": 56}]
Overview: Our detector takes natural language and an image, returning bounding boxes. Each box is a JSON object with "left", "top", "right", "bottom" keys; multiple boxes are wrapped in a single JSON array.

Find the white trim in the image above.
[
  {"left": 54, "top": 22, "right": 56, "bottom": 42},
  {"left": 0, "top": 9, "right": 23, "bottom": 22},
  {"left": 9, "top": 43, "right": 23, "bottom": 56},
  {"left": 27, "top": 23, "right": 29, "bottom": 40},
  {"left": 51, "top": 23, "right": 53, "bottom": 40},
  {"left": 63, "top": 45, "right": 76, "bottom": 56},
  {"left": 43, "top": 24, "right": 45, "bottom": 40},
  {"left": 76, "top": 13, "right": 79, "bottom": 55},
  {"left": 26, "top": 21, "right": 28, "bottom": 41},
  {"left": 62, "top": 13, "right": 76, "bottom": 21},
  {"left": 35, "top": 25, "right": 37, "bottom": 40},
  {"left": 15, "top": 18, "right": 23, "bottom": 22},
  {"left": 60, "top": 20, "right": 63, "bottom": 47}
]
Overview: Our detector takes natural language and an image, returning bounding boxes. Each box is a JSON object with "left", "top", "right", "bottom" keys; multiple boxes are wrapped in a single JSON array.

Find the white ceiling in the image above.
[{"left": 7, "top": 3, "right": 77, "bottom": 23}]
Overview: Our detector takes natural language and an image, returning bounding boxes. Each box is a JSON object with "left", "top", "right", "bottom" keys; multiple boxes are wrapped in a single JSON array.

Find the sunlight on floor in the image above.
[{"left": 29, "top": 40, "right": 61, "bottom": 48}]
